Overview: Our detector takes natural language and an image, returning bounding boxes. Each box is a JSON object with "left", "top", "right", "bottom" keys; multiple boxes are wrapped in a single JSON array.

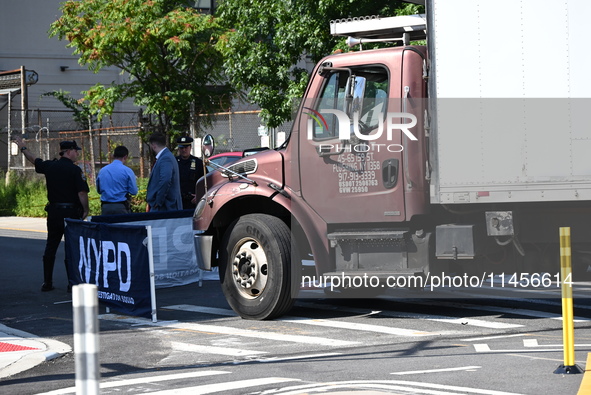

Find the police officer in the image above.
[
  {"left": 175, "top": 135, "right": 205, "bottom": 209},
  {"left": 13, "top": 136, "right": 90, "bottom": 292}
]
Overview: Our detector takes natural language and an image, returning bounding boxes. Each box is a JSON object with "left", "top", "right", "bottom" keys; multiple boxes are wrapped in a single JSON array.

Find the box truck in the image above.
[{"left": 193, "top": 0, "right": 591, "bottom": 319}]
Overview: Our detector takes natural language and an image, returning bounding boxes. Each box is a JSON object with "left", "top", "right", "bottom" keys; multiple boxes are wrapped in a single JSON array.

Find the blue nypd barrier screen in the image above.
[
  {"left": 90, "top": 210, "right": 200, "bottom": 288},
  {"left": 64, "top": 219, "right": 152, "bottom": 319}
]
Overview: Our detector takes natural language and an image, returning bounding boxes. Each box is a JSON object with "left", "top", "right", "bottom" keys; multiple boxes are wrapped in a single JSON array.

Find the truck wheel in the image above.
[{"left": 219, "top": 214, "right": 294, "bottom": 320}]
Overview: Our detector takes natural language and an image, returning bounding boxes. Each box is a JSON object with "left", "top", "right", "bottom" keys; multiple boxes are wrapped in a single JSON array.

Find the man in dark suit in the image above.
[{"left": 146, "top": 133, "right": 182, "bottom": 211}]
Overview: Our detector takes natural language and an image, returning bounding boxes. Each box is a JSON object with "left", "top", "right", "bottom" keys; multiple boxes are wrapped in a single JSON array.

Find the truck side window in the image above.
[
  {"left": 313, "top": 66, "right": 389, "bottom": 140},
  {"left": 313, "top": 71, "right": 347, "bottom": 140}
]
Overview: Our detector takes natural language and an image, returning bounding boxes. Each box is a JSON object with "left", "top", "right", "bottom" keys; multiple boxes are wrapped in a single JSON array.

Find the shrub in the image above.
[
  {"left": 0, "top": 171, "right": 47, "bottom": 217},
  {"left": 0, "top": 170, "right": 150, "bottom": 217}
]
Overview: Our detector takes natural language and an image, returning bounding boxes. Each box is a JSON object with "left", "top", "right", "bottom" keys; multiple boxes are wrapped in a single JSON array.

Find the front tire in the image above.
[{"left": 219, "top": 214, "right": 294, "bottom": 320}]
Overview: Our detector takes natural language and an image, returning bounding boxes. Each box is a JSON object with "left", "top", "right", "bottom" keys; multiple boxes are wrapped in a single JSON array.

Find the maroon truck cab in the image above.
[{"left": 193, "top": 45, "right": 431, "bottom": 320}]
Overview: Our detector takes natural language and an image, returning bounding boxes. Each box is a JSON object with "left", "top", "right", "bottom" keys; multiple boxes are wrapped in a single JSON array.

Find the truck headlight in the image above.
[{"left": 194, "top": 198, "right": 207, "bottom": 219}]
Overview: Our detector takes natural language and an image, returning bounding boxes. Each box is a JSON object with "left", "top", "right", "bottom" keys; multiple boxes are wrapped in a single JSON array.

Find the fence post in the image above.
[
  {"left": 87, "top": 116, "right": 97, "bottom": 185},
  {"left": 72, "top": 284, "right": 101, "bottom": 394}
]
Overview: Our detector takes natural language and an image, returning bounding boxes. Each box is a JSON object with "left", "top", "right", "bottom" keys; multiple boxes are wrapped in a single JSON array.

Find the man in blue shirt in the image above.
[{"left": 96, "top": 145, "right": 138, "bottom": 215}]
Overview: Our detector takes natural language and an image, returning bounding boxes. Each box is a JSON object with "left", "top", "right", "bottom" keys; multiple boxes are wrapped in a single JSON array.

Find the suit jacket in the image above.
[{"left": 146, "top": 147, "right": 182, "bottom": 211}]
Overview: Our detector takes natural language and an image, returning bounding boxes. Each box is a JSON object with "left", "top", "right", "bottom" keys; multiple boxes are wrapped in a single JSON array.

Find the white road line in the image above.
[
  {"left": 38, "top": 370, "right": 231, "bottom": 394},
  {"left": 473, "top": 343, "right": 563, "bottom": 353},
  {"left": 387, "top": 380, "right": 524, "bottom": 395},
  {"left": 474, "top": 344, "right": 491, "bottom": 352},
  {"left": 423, "top": 317, "right": 522, "bottom": 329},
  {"left": 523, "top": 339, "right": 539, "bottom": 347},
  {"left": 99, "top": 314, "right": 359, "bottom": 347},
  {"left": 251, "top": 352, "right": 343, "bottom": 364},
  {"left": 260, "top": 380, "right": 523, "bottom": 395},
  {"left": 522, "top": 339, "right": 591, "bottom": 348},
  {"left": 166, "top": 304, "right": 440, "bottom": 336},
  {"left": 409, "top": 300, "right": 590, "bottom": 322},
  {"left": 171, "top": 341, "right": 267, "bottom": 357},
  {"left": 391, "top": 365, "right": 481, "bottom": 375},
  {"left": 461, "top": 334, "right": 529, "bottom": 342},
  {"left": 164, "top": 305, "right": 237, "bottom": 316},
  {"left": 282, "top": 316, "right": 435, "bottom": 336},
  {"left": 146, "top": 377, "right": 300, "bottom": 394},
  {"left": 296, "top": 301, "right": 523, "bottom": 329}
]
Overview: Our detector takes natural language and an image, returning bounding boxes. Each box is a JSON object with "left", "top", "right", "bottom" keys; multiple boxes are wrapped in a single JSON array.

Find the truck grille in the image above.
[{"left": 224, "top": 159, "right": 257, "bottom": 176}]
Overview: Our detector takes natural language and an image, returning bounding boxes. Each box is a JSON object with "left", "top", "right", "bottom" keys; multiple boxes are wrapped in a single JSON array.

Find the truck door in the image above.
[{"left": 298, "top": 60, "right": 411, "bottom": 225}]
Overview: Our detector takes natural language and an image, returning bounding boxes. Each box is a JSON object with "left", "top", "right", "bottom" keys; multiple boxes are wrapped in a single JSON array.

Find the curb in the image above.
[{"left": 0, "top": 324, "right": 72, "bottom": 379}]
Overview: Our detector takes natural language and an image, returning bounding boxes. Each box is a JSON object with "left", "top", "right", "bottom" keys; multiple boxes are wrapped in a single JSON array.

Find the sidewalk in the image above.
[
  {"left": 0, "top": 216, "right": 47, "bottom": 233},
  {"left": 0, "top": 216, "right": 72, "bottom": 379},
  {"left": 0, "top": 324, "right": 71, "bottom": 380}
]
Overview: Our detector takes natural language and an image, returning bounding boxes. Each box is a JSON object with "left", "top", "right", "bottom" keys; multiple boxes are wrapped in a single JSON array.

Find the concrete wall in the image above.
[{"left": 0, "top": 0, "right": 136, "bottom": 170}]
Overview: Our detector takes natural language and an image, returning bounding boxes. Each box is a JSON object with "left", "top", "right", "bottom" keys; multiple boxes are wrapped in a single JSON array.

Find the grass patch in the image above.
[{"left": 0, "top": 170, "right": 150, "bottom": 217}]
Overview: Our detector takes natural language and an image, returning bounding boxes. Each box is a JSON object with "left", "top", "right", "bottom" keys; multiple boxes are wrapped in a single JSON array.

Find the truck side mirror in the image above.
[
  {"left": 351, "top": 76, "right": 366, "bottom": 115},
  {"left": 344, "top": 75, "right": 366, "bottom": 117},
  {"left": 202, "top": 134, "right": 215, "bottom": 158}
]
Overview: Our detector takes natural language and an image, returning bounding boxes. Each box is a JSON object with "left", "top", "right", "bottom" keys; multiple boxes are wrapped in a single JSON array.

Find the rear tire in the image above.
[{"left": 219, "top": 214, "right": 294, "bottom": 320}]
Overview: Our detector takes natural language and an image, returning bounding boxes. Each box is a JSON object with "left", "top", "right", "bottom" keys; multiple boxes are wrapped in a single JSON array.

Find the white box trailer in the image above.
[{"left": 427, "top": 0, "right": 591, "bottom": 204}]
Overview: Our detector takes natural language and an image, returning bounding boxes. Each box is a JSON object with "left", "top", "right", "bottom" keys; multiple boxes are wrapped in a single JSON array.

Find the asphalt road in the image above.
[{"left": 1, "top": 220, "right": 590, "bottom": 394}]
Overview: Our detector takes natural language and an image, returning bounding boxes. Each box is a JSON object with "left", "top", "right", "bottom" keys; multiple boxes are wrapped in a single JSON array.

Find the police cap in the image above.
[
  {"left": 60, "top": 140, "right": 82, "bottom": 151},
  {"left": 176, "top": 135, "right": 193, "bottom": 148}
]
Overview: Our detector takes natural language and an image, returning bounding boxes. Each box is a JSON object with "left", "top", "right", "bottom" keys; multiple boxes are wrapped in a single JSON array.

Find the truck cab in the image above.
[{"left": 192, "top": 16, "right": 433, "bottom": 320}]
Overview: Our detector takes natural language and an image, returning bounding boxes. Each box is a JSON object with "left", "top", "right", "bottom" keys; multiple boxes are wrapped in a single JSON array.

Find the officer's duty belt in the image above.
[{"left": 50, "top": 203, "right": 76, "bottom": 209}]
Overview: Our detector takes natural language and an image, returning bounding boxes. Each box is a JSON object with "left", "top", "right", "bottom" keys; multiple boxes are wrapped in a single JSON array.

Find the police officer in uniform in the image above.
[
  {"left": 13, "top": 137, "right": 90, "bottom": 292},
  {"left": 175, "top": 135, "right": 205, "bottom": 209}
]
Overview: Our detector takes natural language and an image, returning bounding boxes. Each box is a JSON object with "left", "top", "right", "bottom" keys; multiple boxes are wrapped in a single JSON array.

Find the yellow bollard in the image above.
[{"left": 554, "top": 227, "right": 583, "bottom": 374}]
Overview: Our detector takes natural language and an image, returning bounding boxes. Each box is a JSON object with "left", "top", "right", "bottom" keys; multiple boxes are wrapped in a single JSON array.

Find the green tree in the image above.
[
  {"left": 217, "top": 0, "right": 423, "bottom": 128},
  {"left": 49, "top": 0, "right": 235, "bottom": 141},
  {"left": 41, "top": 90, "right": 96, "bottom": 130}
]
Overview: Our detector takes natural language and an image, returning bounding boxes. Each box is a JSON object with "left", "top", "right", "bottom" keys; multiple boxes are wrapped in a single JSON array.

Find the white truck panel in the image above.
[{"left": 430, "top": 0, "right": 591, "bottom": 204}]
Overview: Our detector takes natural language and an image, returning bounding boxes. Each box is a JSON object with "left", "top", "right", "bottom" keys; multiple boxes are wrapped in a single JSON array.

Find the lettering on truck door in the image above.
[{"left": 298, "top": 63, "right": 409, "bottom": 224}]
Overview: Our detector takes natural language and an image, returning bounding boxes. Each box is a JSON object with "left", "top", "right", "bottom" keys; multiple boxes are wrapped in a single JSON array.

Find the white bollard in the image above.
[{"left": 72, "top": 284, "right": 100, "bottom": 395}]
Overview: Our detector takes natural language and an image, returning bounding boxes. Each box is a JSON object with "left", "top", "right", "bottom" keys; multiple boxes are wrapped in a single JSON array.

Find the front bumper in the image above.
[{"left": 193, "top": 233, "right": 213, "bottom": 271}]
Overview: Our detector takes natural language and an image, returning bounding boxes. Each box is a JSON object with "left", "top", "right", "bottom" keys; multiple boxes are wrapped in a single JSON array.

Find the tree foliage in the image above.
[
  {"left": 49, "top": 0, "right": 235, "bottom": 140},
  {"left": 217, "top": 0, "right": 423, "bottom": 128},
  {"left": 41, "top": 90, "right": 96, "bottom": 130}
]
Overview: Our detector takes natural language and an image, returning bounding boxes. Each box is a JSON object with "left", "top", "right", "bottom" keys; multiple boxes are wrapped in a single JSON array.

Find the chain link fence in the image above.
[
  {"left": 201, "top": 110, "right": 293, "bottom": 154},
  {"left": 3, "top": 109, "right": 146, "bottom": 185},
  {"left": 2, "top": 107, "right": 294, "bottom": 184}
]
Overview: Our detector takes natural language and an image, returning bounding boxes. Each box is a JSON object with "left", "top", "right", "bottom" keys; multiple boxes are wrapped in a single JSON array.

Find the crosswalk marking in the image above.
[
  {"left": 246, "top": 352, "right": 343, "bottom": 364},
  {"left": 391, "top": 366, "right": 481, "bottom": 375},
  {"left": 281, "top": 316, "right": 434, "bottom": 336},
  {"left": 523, "top": 338, "right": 539, "bottom": 347},
  {"left": 171, "top": 341, "right": 267, "bottom": 357},
  {"left": 461, "top": 334, "right": 529, "bottom": 342},
  {"left": 407, "top": 299, "right": 591, "bottom": 322},
  {"left": 38, "top": 370, "right": 231, "bottom": 394},
  {"left": 164, "top": 305, "right": 237, "bottom": 317},
  {"left": 523, "top": 339, "right": 591, "bottom": 348},
  {"left": 296, "top": 301, "right": 522, "bottom": 329},
  {"left": 168, "top": 303, "right": 514, "bottom": 331},
  {"left": 259, "top": 380, "right": 524, "bottom": 395},
  {"left": 474, "top": 343, "right": 564, "bottom": 353},
  {"left": 166, "top": 304, "right": 441, "bottom": 336},
  {"left": 99, "top": 314, "right": 359, "bottom": 347},
  {"left": 145, "top": 377, "right": 300, "bottom": 395}
]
